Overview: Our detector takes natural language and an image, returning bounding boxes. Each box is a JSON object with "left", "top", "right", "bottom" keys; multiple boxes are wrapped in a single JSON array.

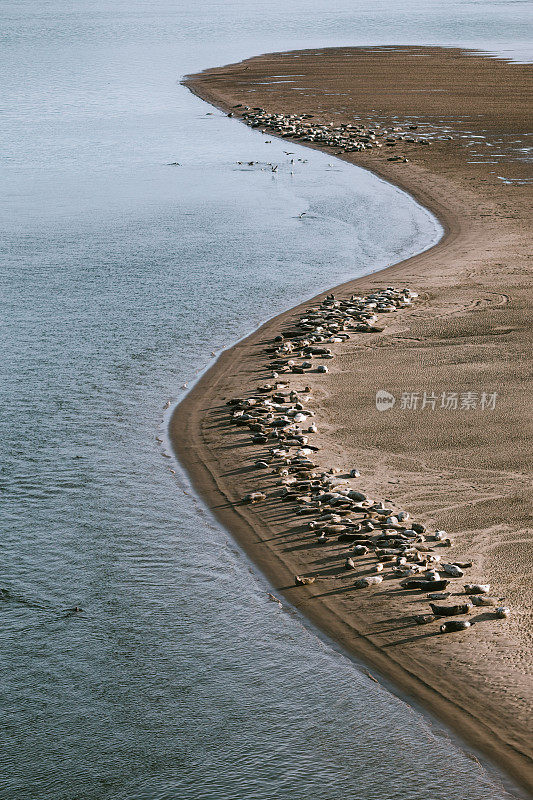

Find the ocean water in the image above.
[{"left": 1, "top": 2, "right": 531, "bottom": 799}]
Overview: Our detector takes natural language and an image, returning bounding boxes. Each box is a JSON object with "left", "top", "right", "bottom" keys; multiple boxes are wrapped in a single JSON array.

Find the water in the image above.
[{"left": 1, "top": 1, "right": 531, "bottom": 798}]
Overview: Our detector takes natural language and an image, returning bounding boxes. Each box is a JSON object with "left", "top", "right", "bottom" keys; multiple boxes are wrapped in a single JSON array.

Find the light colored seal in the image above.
[
  {"left": 465, "top": 583, "right": 490, "bottom": 594},
  {"left": 353, "top": 576, "right": 383, "bottom": 588},
  {"left": 440, "top": 563, "right": 464, "bottom": 578}
]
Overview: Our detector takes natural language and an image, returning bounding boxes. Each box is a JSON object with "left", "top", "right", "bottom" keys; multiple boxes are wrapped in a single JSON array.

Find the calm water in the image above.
[{"left": 1, "top": 2, "right": 531, "bottom": 799}]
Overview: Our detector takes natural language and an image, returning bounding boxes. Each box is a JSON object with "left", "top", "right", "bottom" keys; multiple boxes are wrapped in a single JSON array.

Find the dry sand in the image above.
[{"left": 170, "top": 47, "right": 532, "bottom": 792}]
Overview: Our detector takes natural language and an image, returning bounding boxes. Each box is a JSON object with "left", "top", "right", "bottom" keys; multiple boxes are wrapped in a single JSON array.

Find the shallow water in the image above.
[{"left": 1, "top": 1, "right": 531, "bottom": 798}]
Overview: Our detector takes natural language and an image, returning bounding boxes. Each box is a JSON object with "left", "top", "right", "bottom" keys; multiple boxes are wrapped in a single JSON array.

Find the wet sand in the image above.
[{"left": 170, "top": 47, "right": 533, "bottom": 792}]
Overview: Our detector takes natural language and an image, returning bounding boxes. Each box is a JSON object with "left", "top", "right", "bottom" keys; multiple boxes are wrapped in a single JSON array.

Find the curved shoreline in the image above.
[{"left": 170, "top": 47, "right": 532, "bottom": 793}]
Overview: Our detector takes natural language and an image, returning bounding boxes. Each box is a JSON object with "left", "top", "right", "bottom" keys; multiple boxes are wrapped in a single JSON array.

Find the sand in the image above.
[{"left": 170, "top": 47, "right": 533, "bottom": 793}]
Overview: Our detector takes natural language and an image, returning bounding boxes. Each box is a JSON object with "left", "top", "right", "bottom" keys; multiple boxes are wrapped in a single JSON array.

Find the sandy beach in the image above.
[{"left": 171, "top": 47, "right": 532, "bottom": 792}]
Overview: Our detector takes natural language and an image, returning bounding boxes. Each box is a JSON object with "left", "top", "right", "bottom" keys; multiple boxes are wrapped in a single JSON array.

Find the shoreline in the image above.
[{"left": 170, "top": 46, "right": 532, "bottom": 793}]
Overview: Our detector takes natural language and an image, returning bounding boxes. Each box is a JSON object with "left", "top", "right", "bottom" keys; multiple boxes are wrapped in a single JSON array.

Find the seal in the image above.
[
  {"left": 440, "top": 563, "right": 464, "bottom": 577},
  {"left": 440, "top": 620, "right": 472, "bottom": 633},
  {"left": 496, "top": 606, "right": 510, "bottom": 618},
  {"left": 353, "top": 576, "right": 383, "bottom": 588},
  {"left": 295, "top": 575, "right": 315, "bottom": 585},
  {"left": 400, "top": 578, "right": 450, "bottom": 592},
  {"left": 470, "top": 595, "right": 498, "bottom": 607},
  {"left": 464, "top": 583, "right": 491, "bottom": 594},
  {"left": 430, "top": 602, "right": 473, "bottom": 617},
  {"left": 337, "top": 532, "right": 364, "bottom": 542},
  {"left": 414, "top": 614, "right": 435, "bottom": 625},
  {"left": 243, "top": 491, "right": 267, "bottom": 503}
]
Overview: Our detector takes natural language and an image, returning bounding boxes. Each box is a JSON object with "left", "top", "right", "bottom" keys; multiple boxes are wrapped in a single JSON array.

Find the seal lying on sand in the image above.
[
  {"left": 496, "top": 606, "right": 511, "bottom": 618},
  {"left": 465, "top": 583, "right": 490, "bottom": 594},
  {"left": 414, "top": 614, "right": 435, "bottom": 625},
  {"left": 470, "top": 595, "right": 499, "bottom": 607},
  {"left": 440, "top": 620, "right": 472, "bottom": 633},
  {"left": 295, "top": 575, "right": 315, "bottom": 585},
  {"left": 353, "top": 576, "right": 383, "bottom": 588},
  {"left": 401, "top": 578, "right": 450, "bottom": 592},
  {"left": 243, "top": 491, "right": 266, "bottom": 503},
  {"left": 430, "top": 602, "right": 472, "bottom": 617}
]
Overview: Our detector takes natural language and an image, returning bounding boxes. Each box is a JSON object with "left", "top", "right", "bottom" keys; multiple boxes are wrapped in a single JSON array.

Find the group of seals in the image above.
[
  {"left": 226, "top": 287, "right": 509, "bottom": 636},
  {"left": 232, "top": 106, "right": 444, "bottom": 158}
]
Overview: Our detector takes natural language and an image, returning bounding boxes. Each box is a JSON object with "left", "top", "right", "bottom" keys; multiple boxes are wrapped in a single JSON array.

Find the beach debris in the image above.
[{"left": 268, "top": 593, "right": 282, "bottom": 606}]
